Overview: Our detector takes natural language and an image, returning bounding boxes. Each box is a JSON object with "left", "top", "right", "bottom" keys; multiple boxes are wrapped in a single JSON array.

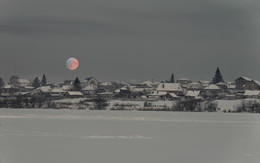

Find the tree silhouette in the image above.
[
  {"left": 41, "top": 74, "right": 47, "bottom": 86},
  {"left": 212, "top": 67, "right": 224, "bottom": 84},
  {"left": 9, "top": 76, "right": 19, "bottom": 86},
  {"left": 73, "top": 77, "right": 81, "bottom": 91},
  {"left": 169, "top": 73, "right": 175, "bottom": 83},
  {"left": 0, "top": 77, "right": 5, "bottom": 88},
  {"left": 32, "top": 77, "right": 41, "bottom": 88}
]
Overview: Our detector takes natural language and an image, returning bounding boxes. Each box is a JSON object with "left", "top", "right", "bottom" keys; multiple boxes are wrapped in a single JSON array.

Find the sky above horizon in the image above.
[{"left": 0, "top": 0, "right": 260, "bottom": 83}]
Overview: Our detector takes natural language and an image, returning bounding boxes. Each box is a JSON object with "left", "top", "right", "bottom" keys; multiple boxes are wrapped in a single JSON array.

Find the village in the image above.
[{"left": 1, "top": 68, "right": 260, "bottom": 112}]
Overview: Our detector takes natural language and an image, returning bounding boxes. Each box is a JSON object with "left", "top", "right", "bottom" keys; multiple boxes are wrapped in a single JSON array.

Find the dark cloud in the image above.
[{"left": 0, "top": 0, "right": 259, "bottom": 82}]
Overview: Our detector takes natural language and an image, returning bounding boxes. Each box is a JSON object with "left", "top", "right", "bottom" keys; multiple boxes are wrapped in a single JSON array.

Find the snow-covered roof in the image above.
[
  {"left": 177, "top": 78, "right": 191, "bottom": 81},
  {"left": 243, "top": 90, "right": 260, "bottom": 96},
  {"left": 226, "top": 82, "right": 234, "bottom": 85},
  {"left": 23, "top": 86, "right": 34, "bottom": 89},
  {"left": 14, "top": 92, "right": 30, "bottom": 96},
  {"left": 228, "top": 85, "right": 236, "bottom": 89},
  {"left": 168, "top": 93, "right": 179, "bottom": 98},
  {"left": 85, "top": 77, "right": 98, "bottom": 83},
  {"left": 98, "top": 92, "right": 114, "bottom": 95},
  {"left": 3, "top": 85, "right": 12, "bottom": 89},
  {"left": 114, "top": 89, "right": 120, "bottom": 93},
  {"left": 198, "top": 80, "right": 210, "bottom": 84},
  {"left": 157, "top": 83, "right": 183, "bottom": 92},
  {"left": 62, "top": 85, "right": 71, "bottom": 91},
  {"left": 67, "top": 91, "right": 83, "bottom": 96},
  {"left": 101, "top": 82, "right": 112, "bottom": 86},
  {"left": 18, "top": 79, "right": 30, "bottom": 84},
  {"left": 236, "top": 77, "right": 252, "bottom": 81},
  {"left": 132, "top": 87, "right": 145, "bottom": 92},
  {"left": 188, "top": 82, "right": 202, "bottom": 89},
  {"left": 141, "top": 80, "right": 154, "bottom": 85},
  {"left": 52, "top": 88, "right": 66, "bottom": 93},
  {"left": 82, "top": 85, "right": 97, "bottom": 91},
  {"left": 120, "top": 87, "right": 128, "bottom": 91},
  {"left": 149, "top": 91, "right": 167, "bottom": 96},
  {"left": 253, "top": 80, "right": 260, "bottom": 86},
  {"left": 186, "top": 91, "right": 200, "bottom": 97},
  {"left": 216, "top": 82, "right": 227, "bottom": 86},
  {"left": 38, "top": 86, "right": 51, "bottom": 92},
  {"left": 204, "top": 84, "right": 221, "bottom": 90}
]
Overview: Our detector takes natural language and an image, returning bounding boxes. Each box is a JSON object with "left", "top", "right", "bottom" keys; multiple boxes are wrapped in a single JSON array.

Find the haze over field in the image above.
[{"left": 0, "top": 0, "right": 260, "bottom": 82}]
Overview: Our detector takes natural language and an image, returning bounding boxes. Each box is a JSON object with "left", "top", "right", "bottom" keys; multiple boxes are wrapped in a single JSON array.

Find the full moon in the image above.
[{"left": 66, "top": 57, "right": 79, "bottom": 70}]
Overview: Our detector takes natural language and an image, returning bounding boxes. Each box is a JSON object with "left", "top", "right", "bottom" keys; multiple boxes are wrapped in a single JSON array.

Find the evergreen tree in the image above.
[
  {"left": 169, "top": 73, "right": 175, "bottom": 83},
  {"left": 73, "top": 77, "right": 81, "bottom": 91},
  {"left": 32, "top": 77, "right": 41, "bottom": 88},
  {"left": 0, "top": 77, "right": 4, "bottom": 87},
  {"left": 9, "top": 75, "right": 19, "bottom": 86},
  {"left": 41, "top": 74, "right": 47, "bottom": 86},
  {"left": 212, "top": 67, "right": 224, "bottom": 84}
]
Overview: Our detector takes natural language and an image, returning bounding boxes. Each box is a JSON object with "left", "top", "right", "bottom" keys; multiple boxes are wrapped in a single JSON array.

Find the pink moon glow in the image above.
[{"left": 66, "top": 57, "right": 79, "bottom": 70}]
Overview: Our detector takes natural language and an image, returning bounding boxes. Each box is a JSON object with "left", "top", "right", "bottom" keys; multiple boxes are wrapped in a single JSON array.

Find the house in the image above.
[
  {"left": 129, "top": 83, "right": 154, "bottom": 94},
  {"left": 216, "top": 82, "right": 228, "bottom": 90},
  {"left": 156, "top": 83, "right": 184, "bottom": 96},
  {"left": 185, "top": 90, "right": 201, "bottom": 99},
  {"left": 100, "top": 82, "right": 112, "bottom": 86},
  {"left": 187, "top": 82, "right": 202, "bottom": 90},
  {"left": 21, "top": 86, "right": 34, "bottom": 92},
  {"left": 51, "top": 88, "right": 66, "bottom": 97},
  {"left": 1, "top": 85, "right": 20, "bottom": 93},
  {"left": 115, "top": 86, "right": 131, "bottom": 97},
  {"left": 64, "top": 91, "right": 83, "bottom": 98},
  {"left": 235, "top": 77, "right": 252, "bottom": 89},
  {"left": 82, "top": 85, "right": 97, "bottom": 95},
  {"left": 97, "top": 92, "right": 114, "bottom": 98},
  {"left": 243, "top": 90, "right": 260, "bottom": 98},
  {"left": 61, "top": 85, "right": 72, "bottom": 91},
  {"left": 176, "top": 78, "right": 192, "bottom": 84},
  {"left": 141, "top": 80, "right": 159, "bottom": 87},
  {"left": 31, "top": 86, "right": 52, "bottom": 96},
  {"left": 164, "top": 93, "right": 180, "bottom": 101},
  {"left": 242, "top": 80, "right": 260, "bottom": 90},
  {"left": 148, "top": 91, "right": 180, "bottom": 101},
  {"left": 148, "top": 91, "right": 167, "bottom": 100},
  {"left": 198, "top": 80, "right": 210, "bottom": 88},
  {"left": 203, "top": 84, "right": 221, "bottom": 94},
  {"left": 84, "top": 77, "right": 99, "bottom": 86},
  {"left": 18, "top": 79, "right": 31, "bottom": 87}
]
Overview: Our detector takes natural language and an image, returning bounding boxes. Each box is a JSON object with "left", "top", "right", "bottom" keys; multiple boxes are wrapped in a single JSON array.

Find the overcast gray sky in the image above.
[{"left": 0, "top": 0, "right": 260, "bottom": 83}]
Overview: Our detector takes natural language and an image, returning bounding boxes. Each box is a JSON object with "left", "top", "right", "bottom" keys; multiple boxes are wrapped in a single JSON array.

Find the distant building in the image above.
[
  {"left": 185, "top": 90, "right": 201, "bottom": 99},
  {"left": 82, "top": 85, "right": 97, "bottom": 95},
  {"left": 243, "top": 90, "right": 260, "bottom": 98},
  {"left": 156, "top": 83, "right": 184, "bottom": 96},
  {"left": 216, "top": 82, "right": 228, "bottom": 90},
  {"left": 187, "top": 82, "right": 202, "bottom": 90},
  {"left": 64, "top": 91, "right": 83, "bottom": 98},
  {"left": 176, "top": 78, "right": 192, "bottom": 84},
  {"left": 85, "top": 77, "right": 99, "bottom": 86},
  {"left": 204, "top": 84, "right": 221, "bottom": 94},
  {"left": 148, "top": 91, "right": 180, "bottom": 101},
  {"left": 235, "top": 77, "right": 252, "bottom": 89},
  {"left": 242, "top": 80, "right": 260, "bottom": 90},
  {"left": 17, "top": 79, "right": 31, "bottom": 87}
]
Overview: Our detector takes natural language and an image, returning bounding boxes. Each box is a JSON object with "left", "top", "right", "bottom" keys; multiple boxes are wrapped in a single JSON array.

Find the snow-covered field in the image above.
[{"left": 1, "top": 109, "right": 260, "bottom": 163}]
